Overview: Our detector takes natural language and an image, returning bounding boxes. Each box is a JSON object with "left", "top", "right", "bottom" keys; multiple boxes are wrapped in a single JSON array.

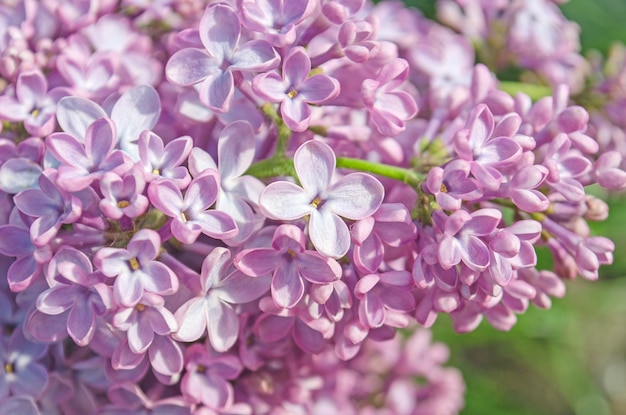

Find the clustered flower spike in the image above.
[{"left": 0, "top": 0, "right": 622, "bottom": 414}]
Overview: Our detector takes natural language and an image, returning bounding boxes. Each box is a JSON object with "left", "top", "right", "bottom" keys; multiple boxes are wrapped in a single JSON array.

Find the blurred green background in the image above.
[{"left": 398, "top": 1, "right": 626, "bottom": 414}]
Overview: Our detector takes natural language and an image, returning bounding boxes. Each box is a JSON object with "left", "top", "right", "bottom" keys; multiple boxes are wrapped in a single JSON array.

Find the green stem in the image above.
[
  {"left": 246, "top": 155, "right": 424, "bottom": 188},
  {"left": 499, "top": 81, "right": 552, "bottom": 101},
  {"left": 336, "top": 157, "right": 424, "bottom": 187}
]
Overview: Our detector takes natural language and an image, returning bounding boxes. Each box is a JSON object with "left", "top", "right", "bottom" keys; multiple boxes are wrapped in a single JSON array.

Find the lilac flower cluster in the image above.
[
  {"left": 436, "top": 0, "right": 588, "bottom": 93},
  {"left": 0, "top": 0, "right": 622, "bottom": 413}
]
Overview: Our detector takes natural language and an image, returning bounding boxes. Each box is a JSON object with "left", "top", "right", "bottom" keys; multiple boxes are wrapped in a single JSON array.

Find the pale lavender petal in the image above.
[
  {"left": 254, "top": 314, "right": 293, "bottom": 342},
  {"left": 0, "top": 225, "right": 33, "bottom": 257},
  {"left": 199, "top": 3, "right": 241, "bottom": 59},
  {"left": 114, "top": 272, "right": 144, "bottom": 307},
  {"left": 197, "top": 211, "right": 239, "bottom": 239},
  {"left": 259, "top": 182, "right": 312, "bottom": 220},
  {"left": 234, "top": 248, "right": 279, "bottom": 277},
  {"left": 111, "top": 85, "right": 161, "bottom": 152},
  {"left": 0, "top": 397, "right": 39, "bottom": 415},
  {"left": 185, "top": 372, "right": 231, "bottom": 409},
  {"left": 271, "top": 262, "right": 305, "bottom": 308},
  {"left": 217, "top": 271, "right": 270, "bottom": 303},
  {"left": 36, "top": 286, "right": 77, "bottom": 315},
  {"left": 199, "top": 71, "right": 234, "bottom": 113},
  {"left": 379, "top": 286, "right": 415, "bottom": 312},
  {"left": 166, "top": 48, "right": 216, "bottom": 86},
  {"left": 296, "top": 253, "right": 340, "bottom": 283},
  {"left": 140, "top": 262, "right": 178, "bottom": 295},
  {"left": 85, "top": 117, "right": 116, "bottom": 166},
  {"left": 325, "top": 172, "right": 384, "bottom": 220},
  {"left": 10, "top": 363, "right": 48, "bottom": 397},
  {"left": 173, "top": 298, "right": 208, "bottom": 342},
  {"left": 67, "top": 299, "right": 96, "bottom": 346},
  {"left": 8, "top": 256, "right": 39, "bottom": 291},
  {"left": 281, "top": 98, "right": 311, "bottom": 132},
  {"left": 461, "top": 235, "right": 490, "bottom": 271},
  {"left": 46, "top": 133, "right": 89, "bottom": 168},
  {"left": 186, "top": 173, "right": 220, "bottom": 212},
  {"left": 56, "top": 96, "right": 106, "bottom": 140},
  {"left": 299, "top": 75, "right": 340, "bottom": 103},
  {"left": 26, "top": 310, "right": 69, "bottom": 343},
  {"left": 149, "top": 335, "right": 183, "bottom": 376},
  {"left": 231, "top": 40, "right": 278, "bottom": 71},
  {"left": 294, "top": 140, "right": 335, "bottom": 199},
  {"left": 128, "top": 229, "right": 161, "bottom": 261},
  {"left": 148, "top": 180, "right": 184, "bottom": 217},
  {"left": 438, "top": 235, "right": 462, "bottom": 269},
  {"left": 128, "top": 318, "right": 154, "bottom": 354},
  {"left": 0, "top": 158, "right": 42, "bottom": 194},
  {"left": 292, "top": 319, "right": 324, "bottom": 354},
  {"left": 252, "top": 72, "right": 288, "bottom": 102},
  {"left": 309, "top": 209, "right": 350, "bottom": 258},
  {"left": 201, "top": 247, "right": 231, "bottom": 292},
  {"left": 218, "top": 121, "right": 256, "bottom": 179},
  {"left": 207, "top": 302, "right": 239, "bottom": 352},
  {"left": 283, "top": 47, "right": 311, "bottom": 87}
]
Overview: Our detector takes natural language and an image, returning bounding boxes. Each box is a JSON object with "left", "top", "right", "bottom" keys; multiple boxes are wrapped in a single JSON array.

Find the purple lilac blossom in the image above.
[
  {"left": 173, "top": 247, "right": 269, "bottom": 352},
  {"left": 165, "top": 3, "right": 279, "bottom": 113},
  {"left": 93, "top": 229, "right": 178, "bottom": 307},
  {"left": 147, "top": 171, "right": 239, "bottom": 244},
  {"left": 259, "top": 140, "right": 384, "bottom": 258},
  {"left": 253, "top": 46, "right": 340, "bottom": 132},
  {"left": 235, "top": 224, "right": 342, "bottom": 308}
]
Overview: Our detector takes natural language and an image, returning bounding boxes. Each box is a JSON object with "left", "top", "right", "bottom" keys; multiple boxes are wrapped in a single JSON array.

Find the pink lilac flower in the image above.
[
  {"left": 80, "top": 14, "right": 163, "bottom": 86},
  {"left": 45, "top": 117, "right": 132, "bottom": 192},
  {"left": 28, "top": 246, "right": 111, "bottom": 346},
  {"left": 55, "top": 85, "right": 161, "bottom": 160},
  {"left": 93, "top": 229, "right": 178, "bottom": 307},
  {"left": 354, "top": 271, "right": 415, "bottom": 329},
  {"left": 0, "top": 329, "right": 48, "bottom": 400},
  {"left": 99, "top": 167, "right": 149, "bottom": 220},
  {"left": 350, "top": 203, "right": 416, "bottom": 273},
  {"left": 112, "top": 292, "right": 177, "bottom": 355},
  {"left": 180, "top": 344, "right": 242, "bottom": 411},
  {"left": 13, "top": 170, "right": 82, "bottom": 247},
  {"left": 259, "top": 140, "right": 384, "bottom": 258},
  {"left": 0, "top": 223, "right": 52, "bottom": 291},
  {"left": 253, "top": 46, "right": 340, "bottom": 132},
  {"left": 188, "top": 121, "right": 266, "bottom": 246},
  {"left": 147, "top": 172, "right": 238, "bottom": 244},
  {"left": 361, "top": 58, "right": 418, "bottom": 137},
  {"left": 165, "top": 3, "right": 279, "bottom": 113},
  {"left": 55, "top": 49, "right": 119, "bottom": 101},
  {"left": 594, "top": 151, "right": 626, "bottom": 190},
  {"left": 454, "top": 104, "right": 523, "bottom": 191},
  {"left": 235, "top": 224, "right": 342, "bottom": 308},
  {"left": 254, "top": 296, "right": 329, "bottom": 354},
  {"left": 238, "top": 0, "right": 314, "bottom": 47},
  {"left": 0, "top": 69, "right": 66, "bottom": 136},
  {"left": 0, "top": 139, "right": 44, "bottom": 194},
  {"left": 423, "top": 159, "right": 482, "bottom": 211},
  {"left": 173, "top": 247, "right": 269, "bottom": 352},
  {"left": 137, "top": 131, "right": 192, "bottom": 189}
]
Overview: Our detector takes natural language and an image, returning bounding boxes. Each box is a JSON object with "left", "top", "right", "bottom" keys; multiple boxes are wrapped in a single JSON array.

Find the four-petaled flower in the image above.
[
  {"left": 166, "top": 3, "right": 279, "bottom": 112},
  {"left": 259, "top": 140, "right": 384, "bottom": 258},
  {"left": 253, "top": 46, "right": 340, "bottom": 132},
  {"left": 94, "top": 229, "right": 179, "bottom": 307}
]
